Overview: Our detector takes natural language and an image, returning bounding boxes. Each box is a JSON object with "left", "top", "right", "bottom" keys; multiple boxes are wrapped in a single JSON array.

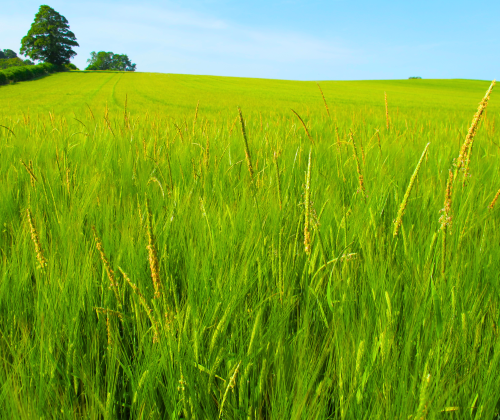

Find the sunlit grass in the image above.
[{"left": 0, "top": 73, "right": 499, "bottom": 418}]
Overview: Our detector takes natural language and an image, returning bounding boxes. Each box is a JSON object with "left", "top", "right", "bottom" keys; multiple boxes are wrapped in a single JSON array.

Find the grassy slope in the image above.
[
  {"left": 1, "top": 73, "right": 500, "bottom": 419},
  {"left": 0, "top": 72, "right": 496, "bottom": 118}
]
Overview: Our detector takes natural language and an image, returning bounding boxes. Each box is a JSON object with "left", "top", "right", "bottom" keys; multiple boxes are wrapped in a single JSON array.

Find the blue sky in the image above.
[{"left": 1, "top": 0, "right": 498, "bottom": 80}]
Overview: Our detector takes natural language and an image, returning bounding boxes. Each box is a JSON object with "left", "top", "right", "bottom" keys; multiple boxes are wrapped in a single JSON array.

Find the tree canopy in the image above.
[
  {"left": 20, "top": 5, "right": 79, "bottom": 65},
  {"left": 85, "top": 51, "right": 136, "bottom": 72},
  {"left": 0, "top": 49, "right": 18, "bottom": 59}
]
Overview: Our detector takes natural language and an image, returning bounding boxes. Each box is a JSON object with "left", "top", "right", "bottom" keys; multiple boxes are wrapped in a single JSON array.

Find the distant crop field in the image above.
[{"left": 0, "top": 73, "right": 499, "bottom": 418}]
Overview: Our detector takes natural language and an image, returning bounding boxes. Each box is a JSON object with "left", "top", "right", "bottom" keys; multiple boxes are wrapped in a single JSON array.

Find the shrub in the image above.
[
  {"left": 0, "top": 57, "right": 27, "bottom": 70},
  {"left": 0, "top": 61, "right": 71, "bottom": 85},
  {"left": 65, "top": 63, "right": 78, "bottom": 71}
]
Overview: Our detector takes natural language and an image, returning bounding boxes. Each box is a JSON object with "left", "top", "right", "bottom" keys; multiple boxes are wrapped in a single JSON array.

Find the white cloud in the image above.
[
  {"left": 1, "top": 2, "right": 358, "bottom": 79},
  {"left": 67, "top": 3, "right": 357, "bottom": 78}
]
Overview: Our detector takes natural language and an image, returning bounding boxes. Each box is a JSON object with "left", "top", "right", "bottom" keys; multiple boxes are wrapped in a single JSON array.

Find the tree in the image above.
[
  {"left": 20, "top": 5, "right": 78, "bottom": 65},
  {"left": 2, "top": 49, "right": 18, "bottom": 59},
  {"left": 86, "top": 51, "right": 136, "bottom": 71}
]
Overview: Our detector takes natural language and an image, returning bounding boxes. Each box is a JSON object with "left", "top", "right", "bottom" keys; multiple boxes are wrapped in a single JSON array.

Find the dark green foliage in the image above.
[
  {"left": 2, "top": 49, "right": 18, "bottom": 59},
  {"left": 85, "top": 51, "right": 136, "bottom": 71},
  {"left": 0, "top": 57, "right": 26, "bottom": 69},
  {"left": 20, "top": 5, "right": 79, "bottom": 65},
  {"left": 64, "top": 62, "right": 78, "bottom": 71},
  {"left": 0, "top": 62, "right": 57, "bottom": 85}
]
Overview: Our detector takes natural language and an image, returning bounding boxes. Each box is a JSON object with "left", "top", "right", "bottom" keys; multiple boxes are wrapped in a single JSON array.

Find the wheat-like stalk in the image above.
[
  {"left": 66, "top": 168, "right": 71, "bottom": 195},
  {"left": 29, "top": 160, "right": 36, "bottom": 187},
  {"left": 291, "top": 109, "right": 315, "bottom": 144},
  {"left": 124, "top": 94, "right": 129, "bottom": 129},
  {"left": 193, "top": 100, "right": 200, "bottom": 136},
  {"left": 385, "top": 92, "right": 390, "bottom": 131},
  {"left": 274, "top": 151, "right": 282, "bottom": 210},
  {"left": 119, "top": 267, "right": 160, "bottom": 341},
  {"left": 145, "top": 198, "right": 161, "bottom": 298},
  {"left": 26, "top": 208, "right": 47, "bottom": 270},
  {"left": 106, "top": 312, "right": 112, "bottom": 347},
  {"left": 440, "top": 170, "right": 453, "bottom": 275},
  {"left": 205, "top": 133, "right": 210, "bottom": 170},
  {"left": 219, "top": 361, "right": 242, "bottom": 418},
  {"left": 489, "top": 188, "right": 500, "bottom": 210},
  {"left": 20, "top": 159, "right": 38, "bottom": 184},
  {"left": 335, "top": 124, "right": 341, "bottom": 152},
  {"left": 304, "top": 149, "right": 312, "bottom": 255},
  {"left": 359, "top": 134, "right": 366, "bottom": 165},
  {"left": 92, "top": 226, "right": 122, "bottom": 306},
  {"left": 349, "top": 131, "right": 366, "bottom": 200},
  {"left": 174, "top": 123, "right": 184, "bottom": 142},
  {"left": 317, "top": 83, "right": 330, "bottom": 117},
  {"left": 376, "top": 130, "right": 381, "bottom": 153},
  {"left": 393, "top": 142, "right": 430, "bottom": 237},
  {"left": 237, "top": 107, "right": 255, "bottom": 182},
  {"left": 455, "top": 80, "right": 495, "bottom": 173},
  {"left": 416, "top": 362, "right": 431, "bottom": 419}
]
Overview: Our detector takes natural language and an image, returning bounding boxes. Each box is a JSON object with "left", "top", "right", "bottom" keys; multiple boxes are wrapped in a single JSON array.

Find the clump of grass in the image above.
[
  {"left": 3, "top": 74, "right": 500, "bottom": 419},
  {"left": 393, "top": 142, "right": 430, "bottom": 237}
]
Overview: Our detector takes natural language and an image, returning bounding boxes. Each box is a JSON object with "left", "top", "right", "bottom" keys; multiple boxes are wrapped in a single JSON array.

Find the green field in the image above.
[{"left": 1, "top": 72, "right": 500, "bottom": 419}]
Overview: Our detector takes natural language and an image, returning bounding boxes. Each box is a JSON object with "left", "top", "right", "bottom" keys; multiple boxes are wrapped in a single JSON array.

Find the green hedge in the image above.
[{"left": 0, "top": 62, "right": 62, "bottom": 85}]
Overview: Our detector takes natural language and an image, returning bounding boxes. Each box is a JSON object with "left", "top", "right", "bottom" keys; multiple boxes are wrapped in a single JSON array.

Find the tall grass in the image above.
[{"left": 0, "top": 75, "right": 500, "bottom": 418}]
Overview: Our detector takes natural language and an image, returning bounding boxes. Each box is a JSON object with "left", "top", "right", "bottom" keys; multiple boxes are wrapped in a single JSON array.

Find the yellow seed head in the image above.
[
  {"left": 456, "top": 80, "right": 495, "bottom": 172},
  {"left": 304, "top": 150, "right": 312, "bottom": 255},
  {"left": 26, "top": 208, "right": 47, "bottom": 270},
  {"left": 145, "top": 199, "right": 161, "bottom": 298},
  {"left": 92, "top": 227, "right": 121, "bottom": 305},
  {"left": 488, "top": 188, "right": 500, "bottom": 210}
]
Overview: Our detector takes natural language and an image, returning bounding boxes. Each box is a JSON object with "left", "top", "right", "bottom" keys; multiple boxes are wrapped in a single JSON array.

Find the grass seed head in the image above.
[
  {"left": 238, "top": 107, "right": 255, "bottom": 182},
  {"left": 145, "top": 198, "right": 162, "bottom": 298},
  {"left": 26, "top": 208, "right": 47, "bottom": 270},
  {"left": 455, "top": 80, "right": 495, "bottom": 172},
  {"left": 489, "top": 188, "right": 500, "bottom": 210},
  {"left": 304, "top": 149, "right": 312, "bottom": 255}
]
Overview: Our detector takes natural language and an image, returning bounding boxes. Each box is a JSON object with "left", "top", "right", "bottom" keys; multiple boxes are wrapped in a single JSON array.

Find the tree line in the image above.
[{"left": 1, "top": 4, "right": 136, "bottom": 80}]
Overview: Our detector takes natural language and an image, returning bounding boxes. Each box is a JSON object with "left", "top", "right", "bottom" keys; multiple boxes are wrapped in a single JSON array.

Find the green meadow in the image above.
[{"left": 1, "top": 72, "right": 499, "bottom": 419}]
